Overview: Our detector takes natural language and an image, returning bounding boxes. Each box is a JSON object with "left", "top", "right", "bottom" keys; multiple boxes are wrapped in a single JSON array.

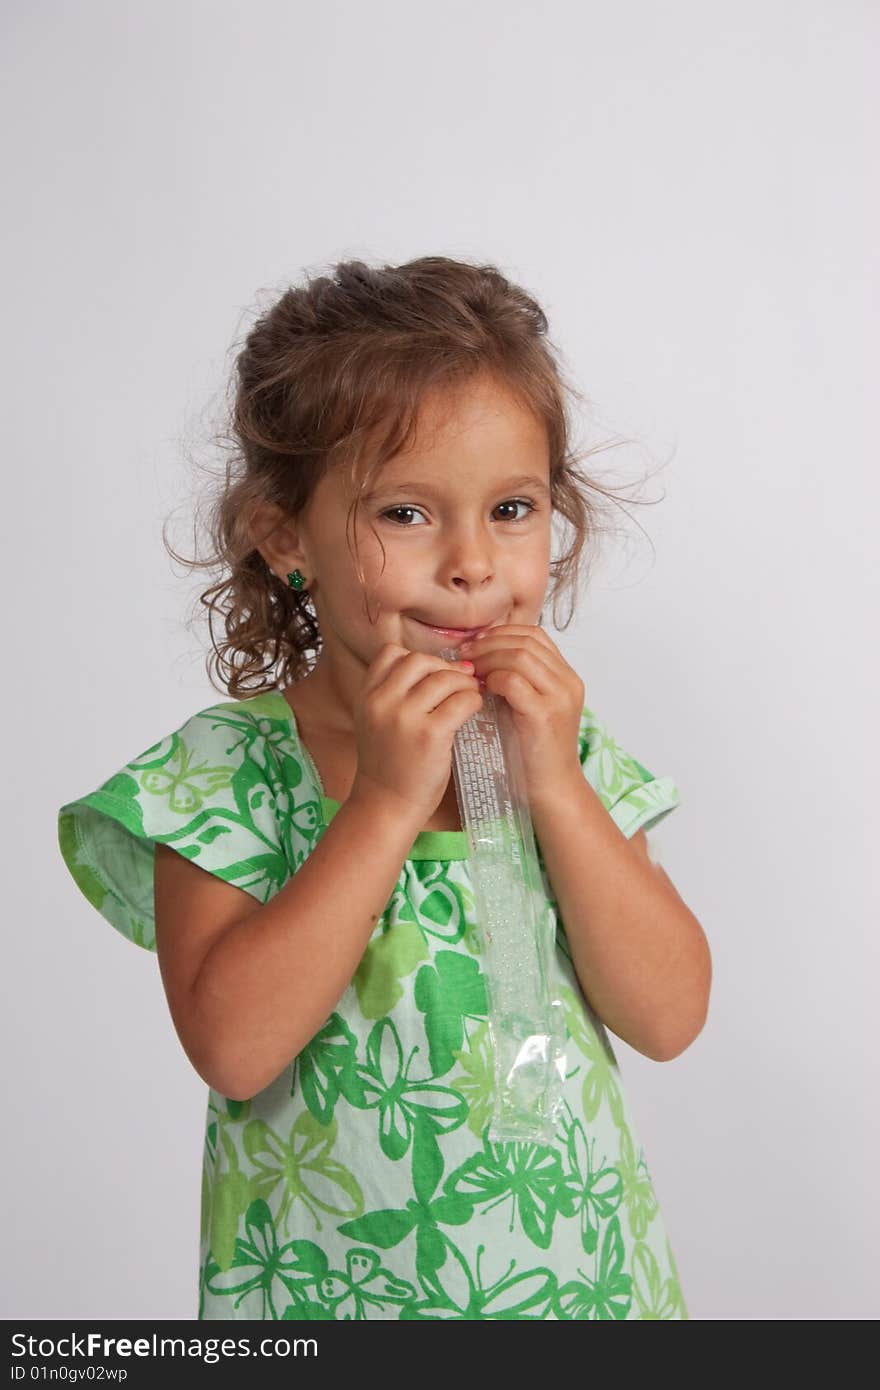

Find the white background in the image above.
[{"left": 3, "top": 0, "right": 876, "bottom": 1319}]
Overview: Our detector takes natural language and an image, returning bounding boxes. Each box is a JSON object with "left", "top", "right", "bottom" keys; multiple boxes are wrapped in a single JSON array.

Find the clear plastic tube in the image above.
[{"left": 441, "top": 645, "right": 567, "bottom": 1142}]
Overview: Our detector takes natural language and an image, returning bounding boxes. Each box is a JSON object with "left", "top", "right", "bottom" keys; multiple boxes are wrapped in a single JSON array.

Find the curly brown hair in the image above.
[{"left": 165, "top": 255, "right": 663, "bottom": 699}]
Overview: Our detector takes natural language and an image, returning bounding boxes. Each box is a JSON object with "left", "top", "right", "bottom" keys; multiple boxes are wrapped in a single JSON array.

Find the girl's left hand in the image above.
[{"left": 457, "top": 624, "right": 585, "bottom": 806}]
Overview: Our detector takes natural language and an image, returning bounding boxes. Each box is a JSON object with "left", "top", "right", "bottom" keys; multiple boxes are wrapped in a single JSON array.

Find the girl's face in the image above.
[{"left": 292, "top": 374, "right": 553, "bottom": 687}]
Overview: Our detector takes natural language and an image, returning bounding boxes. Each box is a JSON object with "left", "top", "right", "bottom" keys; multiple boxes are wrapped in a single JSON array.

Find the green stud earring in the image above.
[{"left": 287, "top": 569, "right": 306, "bottom": 591}]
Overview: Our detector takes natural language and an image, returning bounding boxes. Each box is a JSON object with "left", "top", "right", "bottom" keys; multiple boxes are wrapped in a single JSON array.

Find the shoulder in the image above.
[
  {"left": 83, "top": 694, "right": 286, "bottom": 823},
  {"left": 577, "top": 700, "right": 682, "bottom": 838},
  {"left": 56, "top": 690, "right": 312, "bottom": 953},
  {"left": 134, "top": 689, "right": 306, "bottom": 802},
  {"left": 110, "top": 689, "right": 314, "bottom": 848}
]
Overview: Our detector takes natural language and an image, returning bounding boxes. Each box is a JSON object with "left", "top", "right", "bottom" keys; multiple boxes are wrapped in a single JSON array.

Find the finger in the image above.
[
  {"left": 475, "top": 646, "right": 559, "bottom": 695},
  {"left": 463, "top": 624, "right": 557, "bottom": 655},
  {"left": 410, "top": 666, "right": 483, "bottom": 718},
  {"left": 374, "top": 648, "right": 473, "bottom": 705},
  {"left": 361, "top": 642, "right": 413, "bottom": 698}
]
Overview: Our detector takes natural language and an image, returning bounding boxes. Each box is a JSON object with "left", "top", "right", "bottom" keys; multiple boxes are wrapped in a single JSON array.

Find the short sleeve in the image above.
[
  {"left": 578, "top": 702, "right": 681, "bottom": 838},
  {"left": 57, "top": 697, "right": 299, "bottom": 954}
]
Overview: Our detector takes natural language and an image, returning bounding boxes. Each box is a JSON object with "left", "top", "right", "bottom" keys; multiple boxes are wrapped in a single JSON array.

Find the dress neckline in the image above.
[{"left": 263, "top": 689, "right": 469, "bottom": 862}]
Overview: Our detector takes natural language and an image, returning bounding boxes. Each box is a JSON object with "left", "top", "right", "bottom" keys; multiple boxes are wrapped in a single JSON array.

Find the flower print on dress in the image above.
[
  {"left": 630, "top": 1237, "right": 688, "bottom": 1319},
  {"left": 202, "top": 1197, "right": 328, "bottom": 1320},
  {"left": 290, "top": 1012, "right": 367, "bottom": 1126},
  {"left": 205, "top": 1121, "right": 258, "bottom": 1272},
  {"left": 356, "top": 1017, "right": 468, "bottom": 1163},
  {"left": 560, "top": 985, "right": 626, "bottom": 1130},
  {"left": 58, "top": 692, "right": 689, "bottom": 1321},
  {"left": 413, "top": 950, "right": 489, "bottom": 1076},
  {"left": 616, "top": 1124, "right": 659, "bottom": 1241},
  {"left": 317, "top": 1248, "right": 417, "bottom": 1320},
  {"left": 401, "top": 1238, "right": 558, "bottom": 1320},
  {"left": 553, "top": 1213, "right": 632, "bottom": 1320},
  {"left": 338, "top": 1108, "right": 474, "bottom": 1283},
  {"left": 450, "top": 1018, "right": 495, "bottom": 1138},
  {"left": 135, "top": 735, "right": 234, "bottom": 814},
  {"left": 352, "top": 897, "right": 430, "bottom": 1021},
  {"left": 579, "top": 714, "right": 650, "bottom": 805},
  {"left": 243, "top": 1111, "right": 364, "bottom": 1235},
  {"left": 405, "top": 860, "right": 476, "bottom": 950},
  {"left": 555, "top": 1100, "right": 624, "bottom": 1256},
  {"left": 445, "top": 1133, "right": 577, "bottom": 1250}
]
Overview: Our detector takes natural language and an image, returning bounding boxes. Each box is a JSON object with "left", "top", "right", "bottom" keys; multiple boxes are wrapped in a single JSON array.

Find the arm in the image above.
[
  {"left": 529, "top": 774, "right": 711, "bottom": 1062},
  {"left": 155, "top": 787, "right": 425, "bottom": 1101}
]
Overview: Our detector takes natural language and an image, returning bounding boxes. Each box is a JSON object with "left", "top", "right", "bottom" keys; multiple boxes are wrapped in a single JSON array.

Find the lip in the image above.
[{"left": 413, "top": 618, "right": 495, "bottom": 639}]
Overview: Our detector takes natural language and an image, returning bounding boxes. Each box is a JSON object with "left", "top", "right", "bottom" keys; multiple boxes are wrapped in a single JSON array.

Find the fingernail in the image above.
[{"left": 459, "top": 659, "right": 475, "bottom": 671}]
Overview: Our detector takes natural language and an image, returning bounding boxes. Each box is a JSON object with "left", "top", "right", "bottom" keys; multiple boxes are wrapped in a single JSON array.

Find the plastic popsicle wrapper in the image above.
[{"left": 439, "top": 643, "right": 567, "bottom": 1142}]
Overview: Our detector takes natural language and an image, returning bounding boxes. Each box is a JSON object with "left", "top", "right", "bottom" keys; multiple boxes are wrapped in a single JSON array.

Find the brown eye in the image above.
[
  {"left": 379, "top": 498, "right": 538, "bottom": 526},
  {"left": 381, "top": 507, "right": 427, "bottom": 526},
  {"left": 494, "top": 499, "right": 537, "bottom": 522}
]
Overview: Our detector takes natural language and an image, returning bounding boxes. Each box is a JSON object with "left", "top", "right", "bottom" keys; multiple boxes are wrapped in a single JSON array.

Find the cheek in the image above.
[
  {"left": 515, "top": 546, "right": 552, "bottom": 590},
  {"left": 362, "top": 538, "right": 423, "bottom": 590},
  {"left": 344, "top": 531, "right": 401, "bottom": 591},
  {"left": 363, "top": 557, "right": 411, "bottom": 598}
]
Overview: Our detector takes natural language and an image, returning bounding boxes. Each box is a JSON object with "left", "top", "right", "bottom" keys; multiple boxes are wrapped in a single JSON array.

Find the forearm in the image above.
[
  {"left": 191, "top": 788, "right": 422, "bottom": 1099},
  {"left": 530, "top": 775, "right": 710, "bottom": 1062}
]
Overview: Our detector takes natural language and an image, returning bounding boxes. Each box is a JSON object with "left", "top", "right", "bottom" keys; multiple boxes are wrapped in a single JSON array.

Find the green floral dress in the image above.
[{"left": 57, "top": 689, "right": 688, "bottom": 1321}]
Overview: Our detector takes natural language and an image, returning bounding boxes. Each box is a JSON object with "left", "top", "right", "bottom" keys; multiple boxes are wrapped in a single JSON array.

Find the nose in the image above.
[{"left": 441, "top": 521, "right": 496, "bottom": 590}]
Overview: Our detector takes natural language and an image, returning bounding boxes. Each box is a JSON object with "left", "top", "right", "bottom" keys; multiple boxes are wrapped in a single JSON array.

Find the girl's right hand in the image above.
[{"left": 350, "top": 644, "right": 483, "bottom": 822}]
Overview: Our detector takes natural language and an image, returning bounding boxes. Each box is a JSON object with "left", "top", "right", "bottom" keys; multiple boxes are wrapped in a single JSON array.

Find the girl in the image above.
[{"left": 57, "top": 255, "right": 710, "bottom": 1321}]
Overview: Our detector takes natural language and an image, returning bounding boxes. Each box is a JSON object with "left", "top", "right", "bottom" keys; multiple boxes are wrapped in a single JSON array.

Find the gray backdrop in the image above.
[{"left": 3, "top": 0, "right": 876, "bottom": 1320}]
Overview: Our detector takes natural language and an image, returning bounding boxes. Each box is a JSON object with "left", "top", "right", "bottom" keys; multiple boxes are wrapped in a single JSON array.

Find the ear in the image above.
[{"left": 248, "top": 500, "right": 308, "bottom": 581}]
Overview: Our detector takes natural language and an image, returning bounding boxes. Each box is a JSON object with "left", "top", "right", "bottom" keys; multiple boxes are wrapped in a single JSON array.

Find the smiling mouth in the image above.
[{"left": 413, "top": 618, "right": 495, "bottom": 637}]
